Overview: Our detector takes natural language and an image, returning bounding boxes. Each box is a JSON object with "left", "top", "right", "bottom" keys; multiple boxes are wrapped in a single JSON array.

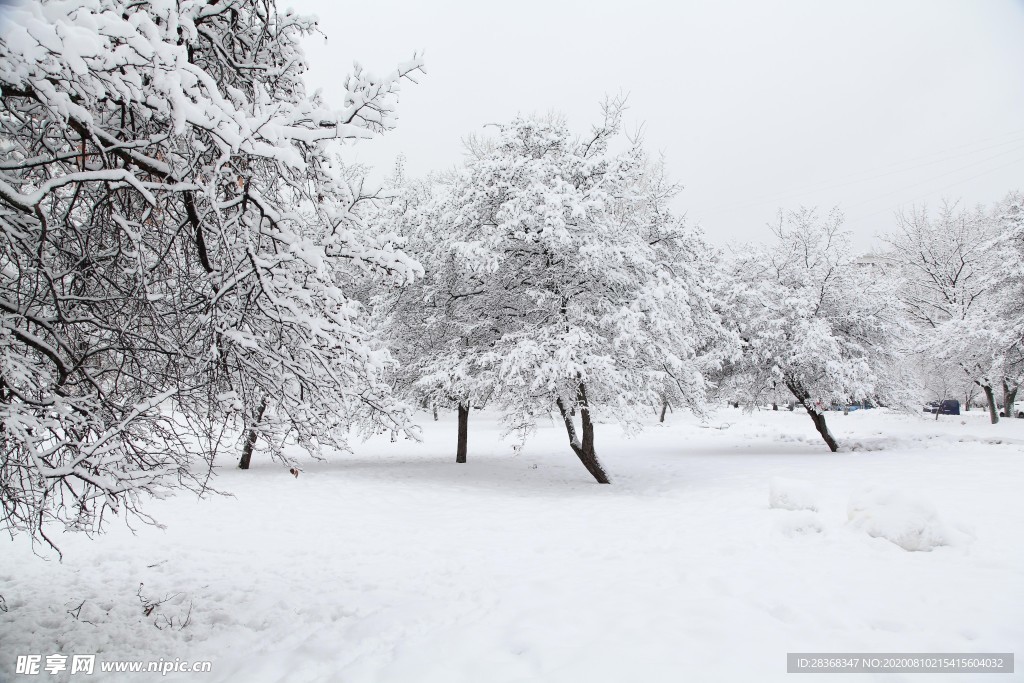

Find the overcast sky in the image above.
[{"left": 289, "top": 0, "right": 1024, "bottom": 251}]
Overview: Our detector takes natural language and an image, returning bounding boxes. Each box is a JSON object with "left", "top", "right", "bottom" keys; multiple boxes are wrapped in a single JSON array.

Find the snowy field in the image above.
[{"left": 2, "top": 408, "right": 1023, "bottom": 682}]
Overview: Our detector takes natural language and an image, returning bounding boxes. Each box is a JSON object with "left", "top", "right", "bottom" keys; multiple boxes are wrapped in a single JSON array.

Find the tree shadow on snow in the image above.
[{"left": 307, "top": 453, "right": 614, "bottom": 497}]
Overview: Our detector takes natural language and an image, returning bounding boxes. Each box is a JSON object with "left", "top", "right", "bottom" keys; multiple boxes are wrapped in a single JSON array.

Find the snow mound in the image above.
[
  {"left": 847, "top": 488, "right": 956, "bottom": 552},
  {"left": 842, "top": 437, "right": 898, "bottom": 452},
  {"left": 774, "top": 510, "right": 824, "bottom": 536},
  {"left": 768, "top": 476, "right": 819, "bottom": 511}
]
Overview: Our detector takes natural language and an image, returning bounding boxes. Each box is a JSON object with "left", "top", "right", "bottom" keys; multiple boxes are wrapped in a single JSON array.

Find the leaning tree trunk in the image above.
[
  {"left": 981, "top": 383, "right": 999, "bottom": 424},
  {"left": 456, "top": 402, "right": 469, "bottom": 463},
  {"left": 786, "top": 382, "right": 839, "bottom": 452},
  {"left": 238, "top": 398, "right": 268, "bottom": 470},
  {"left": 556, "top": 383, "right": 611, "bottom": 484},
  {"left": 659, "top": 400, "right": 669, "bottom": 423},
  {"left": 1003, "top": 380, "right": 1018, "bottom": 419}
]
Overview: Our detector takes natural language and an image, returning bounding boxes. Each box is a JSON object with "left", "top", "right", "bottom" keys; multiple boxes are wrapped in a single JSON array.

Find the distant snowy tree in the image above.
[
  {"left": 0, "top": 0, "right": 422, "bottom": 548},
  {"left": 394, "top": 104, "right": 735, "bottom": 482},
  {"left": 942, "top": 191, "right": 1024, "bottom": 422},
  {"left": 879, "top": 200, "right": 999, "bottom": 417},
  {"left": 369, "top": 168, "right": 489, "bottom": 463},
  {"left": 881, "top": 197, "right": 1024, "bottom": 423},
  {"left": 725, "top": 208, "right": 914, "bottom": 451},
  {"left": 939, "top": 315, "right": 1023, "bottom": 422},
  {"left": 993, "top": 192, "right": 1024, "bottom": 416},
  {"left": 881, "top": 201, "right": 992, "bottom": 327}
]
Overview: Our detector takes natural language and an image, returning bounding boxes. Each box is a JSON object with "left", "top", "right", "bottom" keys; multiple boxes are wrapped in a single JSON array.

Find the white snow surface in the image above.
[{"left": 2, "top": 408, "right": 1022, "bottom": 682}]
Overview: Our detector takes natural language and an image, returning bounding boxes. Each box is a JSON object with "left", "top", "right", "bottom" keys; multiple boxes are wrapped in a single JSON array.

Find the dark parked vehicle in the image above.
[
  {"left": 830, "top": 400, "right": 874, "bottom": 412},
  {"left": 924, "top": 399, "right": 960, "bottom": 415}
]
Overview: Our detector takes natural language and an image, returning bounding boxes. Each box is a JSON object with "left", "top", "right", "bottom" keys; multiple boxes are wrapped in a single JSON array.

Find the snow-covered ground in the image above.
[{"left": 2, "top": 408, "right": 1022, "bottom": 682}]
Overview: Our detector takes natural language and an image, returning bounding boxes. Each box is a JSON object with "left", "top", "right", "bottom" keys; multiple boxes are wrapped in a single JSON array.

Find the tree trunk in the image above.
[
  {"left": 238, "top": 398, "right": 268, "bottom": 470},
  {"left": 556, "top": 383, "right": 610, "bottom": 484},
  {"left": 982, "top": 384, "right": 999, "bottom": 424},
  {"left": 806, "top": 405, "right": 839, "bottom": 451},
  {"left": 432, "top": 405, "right": 438, "bottom": 421},
  {"left": 659, "top": 400, "right": 669, "bottom": 423},
  {"left": 772, "top": 402, "right": 778, "bottom": 411},
  {"left": 456, "top": 402, "right": 469, "bottom": 463},
  {"left": 1003, "top": 380, "right": 1018, "bottom": 419},
  {"left": 786, "top": 382, "right": 839, "bottom": 452}
]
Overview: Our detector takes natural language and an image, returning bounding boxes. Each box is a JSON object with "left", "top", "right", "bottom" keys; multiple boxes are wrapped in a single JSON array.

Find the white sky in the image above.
[{"left": 289, "top": 0, "right": 1024, "bottom": 250}]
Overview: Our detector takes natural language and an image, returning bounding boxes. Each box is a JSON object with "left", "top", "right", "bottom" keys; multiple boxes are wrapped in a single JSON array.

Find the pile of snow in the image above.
[
  {"left": 773, "top": 510, "right": 824, "bottom": 537},
  {"left": 768, "top": 476, "right": 819, "bottom": 511},
  {"left": 847, "top": 487, "right": 958, "bottom": 552}
]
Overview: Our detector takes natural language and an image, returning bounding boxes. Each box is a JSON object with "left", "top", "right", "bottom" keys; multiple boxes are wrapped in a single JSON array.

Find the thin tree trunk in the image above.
[
  {"left": 982, "top": 383, "right": 999, "bottom": 424},
  {"left": 659, "top": 400, "right": 669, "bottom": 423},
  {"left": 806, "top": 405, "right": 839, "bottom": 451},
  {"left": 238, "top": 398, "right": 268, "bottom": 470},
  {"left": 433, "top": 405, "right": 438, "bottom": 421},
  {"left": 1003, "top": 380, "right": 1018, "bottom": 419},
  {"left": 456, "top": 402, "right": 469, "bottom": 463},
  {"left": 786, "top": 382, "right": 839, "bottom": 452},
  {"left": 556, "top": 383, "right": 610, "bottom": 484}
]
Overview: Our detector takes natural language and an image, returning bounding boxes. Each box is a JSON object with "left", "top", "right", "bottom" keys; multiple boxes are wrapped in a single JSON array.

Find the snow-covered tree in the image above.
[
  {"left": 880, "top": 197, "right": 1024, "bottom": 423},
  {"left": 881, "top": 201, "right": 993, "bottom": 327},
  {"left": 0, "top": 0, "right": 422, "bottom": 548},
  {"left": 725, "top": 208, "right": 914, "bottom": 451},
  {"left": 940, "top": 191, "right": 1024, "bottom": 421},
  {"left": 369, "top": 167, "right": 491, "bottom": 463},
  {"left": 879, "top": 200, "right": 1000, "bottom": 416},
  {"left": 992, "top": 191, "right": 1024, "bottom": 416},
  {"left": 396, "top": 104, "right": 735, "bottom": 482}
]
